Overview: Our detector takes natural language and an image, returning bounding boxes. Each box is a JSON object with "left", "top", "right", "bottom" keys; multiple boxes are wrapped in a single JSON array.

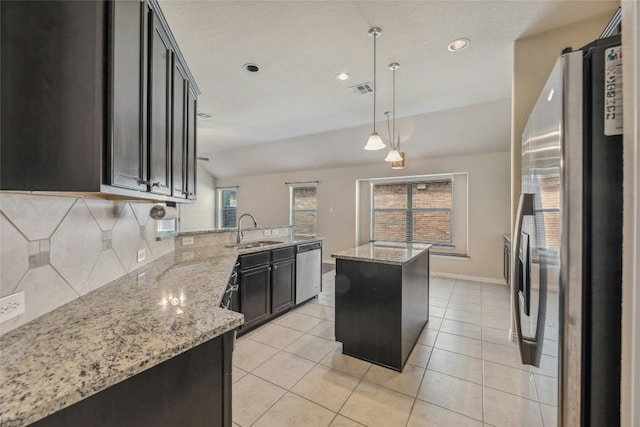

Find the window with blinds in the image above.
[
  {"left": 372, "top": 180, "right": 453, "bottom": 245},
  {"left": 290, "top": 186, "right": 317, "bottom": 238},
  {"left": 217, "top": 188, "right": 237, "bottom": 229}
]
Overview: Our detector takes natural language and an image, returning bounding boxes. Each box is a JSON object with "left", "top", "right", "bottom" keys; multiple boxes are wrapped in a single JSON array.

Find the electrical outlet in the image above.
[
  {"left": 137, "top": 248, "right": 146, "bottom": 262},
  {"left": 0, "top": 291, "right": 25, "bottom": 322},
  {"left": 272, "top": 229, "right": 278, "bottom": 236},
  {"left": 182, "top": 236, "right": 194, "bottom": 246},
  {"left": 264, "top": 229, "right": 272, "bottom": 236}
]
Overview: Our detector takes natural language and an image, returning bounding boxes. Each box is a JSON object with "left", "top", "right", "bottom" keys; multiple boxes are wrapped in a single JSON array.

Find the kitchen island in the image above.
[{"left": 332, "top": 242, "right": 431, "bottom": 371}]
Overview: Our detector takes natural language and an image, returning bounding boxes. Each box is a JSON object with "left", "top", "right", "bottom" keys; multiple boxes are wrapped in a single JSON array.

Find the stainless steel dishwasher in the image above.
[{"left": 295, "top": 241, "right": 322, "bottom": 304}]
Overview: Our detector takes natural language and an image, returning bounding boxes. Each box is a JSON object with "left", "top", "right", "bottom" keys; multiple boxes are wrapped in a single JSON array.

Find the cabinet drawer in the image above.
[
  {"left": 271, "top": 246, "right": 294, "bottom": 262},
  {"left": 239, "top": 251, "right": 270, "bottom": 270}
]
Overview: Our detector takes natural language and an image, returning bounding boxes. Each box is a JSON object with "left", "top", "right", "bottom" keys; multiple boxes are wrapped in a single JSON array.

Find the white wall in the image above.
[
  {"left": 179, "top": 165, "right": 216, "bottom": 232},
  {"left": 217, "top": 151, "right": 510, "bottom": 281}
]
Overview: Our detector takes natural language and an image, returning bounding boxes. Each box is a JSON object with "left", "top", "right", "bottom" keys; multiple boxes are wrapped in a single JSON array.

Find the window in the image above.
[
  {"left": 372, "top": 180, "right": 453, "bottom": 246},
  {"left": 217, "top": 188, "right": 237, "bottom": 228},
  {"left": 290, "top": 186, "right": 317, "bottom": 238}
]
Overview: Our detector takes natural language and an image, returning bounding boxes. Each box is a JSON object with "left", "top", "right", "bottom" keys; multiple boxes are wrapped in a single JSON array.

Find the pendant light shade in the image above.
[
  {"left": 364, "top": 27, "right": 385, "bottom": 151},
  {"left": 391, "top": 151, "right": 405, "bottom": 169},
  {"left": 365, "top": 132, "right": 386, "bottom": 150},
  {"left": 385, "top": 148, "right": 403, "bottom": 162}
]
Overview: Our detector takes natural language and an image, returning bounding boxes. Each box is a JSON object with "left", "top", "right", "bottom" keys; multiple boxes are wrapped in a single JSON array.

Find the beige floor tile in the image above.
[
  {"left": 274, "top": 311, "right": 323, "bottom": 332},
  {"left": 250, "top": 323, "right": 305, "bottom": 349},
  {"left": 292, "top": 364, "right": 360, "bottom": 412},
  {"left": 430, "top": 305, "right": 446, "bottom": 317},
  {"left": 407, "top": 343, "right": 433, "bottom": 368},
  {"left": 482, "top": 341, "right": 526, "bottom": 370},
  {"left": 320, "top": 346, "right": 372, "bottom": 379},
  {"left": 483, "top": 387, "right": 543, "bottom": 427},
  {"left": 308, "top": 319, "right": 336, "bottom": 340},
  {"left": 484, "top": 360, "right": 538, "bottom": 400},
  {"left": 440, "top": 318, "right": 482, "bottom": 340},
  {"left": 329, "top": 415, "right": 366, "bottom": 426},
  {"left": 542, "top": 338, "right": 558, "bottom": 357},
  {"left": 285, "top": 334, "right": 340, "bottom": 362},
  {"left": 407, "top": 399, "right": 483, "bottom": 427},
  {"left": 430, "top": 296, "right": 450, "bottom": 307},
  {"left": 363, "top": 363, "right": 426, "bottom": 397},
  {"left": 450, "top": 293, "right": 482, "bottom": 304},
  {"left": 434, "top": 332, "right": 482, "bottom": 358},
  {"left": 296, "top": 302, "right": 336, "bottom": 321},
  {"left": 428, "top": 348, "right": 483, "bottom": 384},
  {"left": 426, "top": 316, "right": 443, "bottom": 330},
  {"left": 447, "top": 300, "right": 482, "bottom": 313},
  {"left": 482, "top": 326, "right": 514, "bottom": 346},
  {"left": 533, "top": 374, "right": 557, "bottom": 406},
  {"left": 417, "top": 370, "right": 483, "bottom": 421},
  {"left": 232, "top": 339, "right": 279, "bottom": 372},
  {"left": 482, "top": 314, "right": 511, "bottom": 330},
  {"left": 253, "top": 351, "right": 316, "bottom": 389},
  {"left": 539, "top": 403, "right": 558, "bottom": 427},
  {"left": 232, "top": 374, "right": 286, "bottom": 427},
  {"left": 233, "top": 366, "right": 248, "bottom": 384},
  {"left": 253, "top": 392, "right": 336, "bottom": 427},
  {"left": 317, "top": 295, "right": 336, "bottom": 307},
  {"left": 530, "top": 355, "right": 558, "bottom": 378},
  {"left": 430, "top": 289, "right": 453, "bottom": 299},
  {"left": 482, "top": 294, "right": 511, "bottom": 308},
  {"left": 418, "top": 327, "right": 438, "bottom": 346},
  {"left": 444, "top": 308, "right": 482, "bottom": 324},
  {"left": 339, "top": 381, "right": 415, "bottom": 427}
]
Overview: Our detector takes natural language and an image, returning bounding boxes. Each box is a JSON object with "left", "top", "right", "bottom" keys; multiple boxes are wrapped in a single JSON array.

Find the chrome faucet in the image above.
[{"left": 236, "top": 213, "right": 258, "bottom": 244}]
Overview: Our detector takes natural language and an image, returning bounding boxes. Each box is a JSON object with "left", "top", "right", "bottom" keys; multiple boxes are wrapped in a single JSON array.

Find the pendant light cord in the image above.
[
  {"left": 392, "top": 65, "right": 396, "bottom": 149},
  {"left": 372, "top": 32, "right": 377, "bottom": 133}
]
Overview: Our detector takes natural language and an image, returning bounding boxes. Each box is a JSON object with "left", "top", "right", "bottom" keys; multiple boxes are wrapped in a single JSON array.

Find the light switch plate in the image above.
[
  {"left": 0, "top": 291, "right": 25, "bottom": 322},
  {"left": 137, "top": 248, "right": 146, "bottom": 262},
  {"left": 182, "top": 236, "right": 194, "bottom": 246}
]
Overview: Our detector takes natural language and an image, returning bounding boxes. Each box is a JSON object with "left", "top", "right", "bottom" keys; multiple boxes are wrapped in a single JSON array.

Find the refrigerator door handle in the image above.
[{"left": 511, "top": 193, "right": 542, "bottom": 366}]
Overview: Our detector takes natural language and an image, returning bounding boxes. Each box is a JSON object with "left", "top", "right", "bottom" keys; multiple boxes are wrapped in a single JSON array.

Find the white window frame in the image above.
[
  {"left": 217, "top": 187, "right": 238, "bottom": 229},
  {"left": 289, "top": 184, "right": 318, "bottom": 238}
]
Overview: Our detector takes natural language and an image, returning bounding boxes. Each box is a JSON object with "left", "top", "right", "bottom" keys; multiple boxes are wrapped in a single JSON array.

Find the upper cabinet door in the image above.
[
  {"left": 171, "top": 57, "right": 188, "bottom": 198},
  {"left": 186, "top": 88, "right": 197, "bottom": 200},
  {"left": 110, "top": 0, "right": 148, "bottom": 191},
  {"left": 148, "top": 9, "right": 172, "bottom": 196}
]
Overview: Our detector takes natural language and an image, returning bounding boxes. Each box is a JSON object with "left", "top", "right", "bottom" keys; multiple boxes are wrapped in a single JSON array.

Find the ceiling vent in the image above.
[{"left": 350, "top": 83, "right": 374, "bottom": 95}]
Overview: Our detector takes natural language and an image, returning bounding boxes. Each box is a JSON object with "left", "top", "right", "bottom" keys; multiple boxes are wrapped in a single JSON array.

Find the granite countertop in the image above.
[
  {"left": 0, "top": 244, "right": 245, "bottom": 427},
  {"left": 0, "top": 236, "right": 324, "bottom": 426},
  {"left": 331, "top": 242, "right": 432, "bottom": 266}
]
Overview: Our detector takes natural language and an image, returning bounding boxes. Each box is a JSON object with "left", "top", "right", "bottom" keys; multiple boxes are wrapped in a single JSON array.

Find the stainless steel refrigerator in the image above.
[{"left": 512, "top": 34, "right": 623, "bottom": 426}]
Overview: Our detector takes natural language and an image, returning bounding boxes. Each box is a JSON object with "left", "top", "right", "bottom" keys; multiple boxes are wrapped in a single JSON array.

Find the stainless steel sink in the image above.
[{"left": 225, "top": 240, "right": 284, "bottom": 249}]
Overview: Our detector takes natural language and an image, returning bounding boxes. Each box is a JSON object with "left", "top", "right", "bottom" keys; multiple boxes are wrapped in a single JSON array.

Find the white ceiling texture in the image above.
[{"left": 158, "top": 0, "right": 618, "bottom": 179}]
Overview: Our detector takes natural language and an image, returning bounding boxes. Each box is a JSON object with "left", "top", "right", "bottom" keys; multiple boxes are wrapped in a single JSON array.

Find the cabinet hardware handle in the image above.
[
  {"left": 151, "top": 181, "right": 161, "bottom": 187},
  {"left": 138, "top": 179, "right": 152, "bottom": 185}
]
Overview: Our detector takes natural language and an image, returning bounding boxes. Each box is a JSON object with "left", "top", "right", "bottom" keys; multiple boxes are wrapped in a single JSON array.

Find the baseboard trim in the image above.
[{"left": 431, "top": 271, "right": 507, "bottom": 286}]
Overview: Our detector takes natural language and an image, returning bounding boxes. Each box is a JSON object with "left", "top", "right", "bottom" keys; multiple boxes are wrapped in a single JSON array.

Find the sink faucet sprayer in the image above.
[{"left": 236, "top": 213, "right": 258, "bottom": 244}]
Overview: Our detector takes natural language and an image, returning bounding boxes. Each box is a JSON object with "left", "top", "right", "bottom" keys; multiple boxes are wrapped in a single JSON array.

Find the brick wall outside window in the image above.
[
  {"left": 373, "top": 180, "right": 453, "bottom": 245},
  {"left": 291, "top": 186, "right": 317, "bottom": 237}
]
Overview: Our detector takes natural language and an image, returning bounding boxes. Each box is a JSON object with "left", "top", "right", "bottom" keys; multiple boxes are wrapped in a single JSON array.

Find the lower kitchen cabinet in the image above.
[
  {"left": 239, "top": 264, "right": 271, "bottom": 330},
  {"left": 236, "top": 246, "right": 296, "bottom": 334},
  {"left": 32, "top": 331, "right": 234, "bottom": 427}
]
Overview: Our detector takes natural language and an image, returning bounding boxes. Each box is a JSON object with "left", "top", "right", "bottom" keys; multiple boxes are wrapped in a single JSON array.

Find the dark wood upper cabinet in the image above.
[
  {"left": 148, "top": 10, "right": 173, "bottom": 196},
  {"left": 0, "top": 0, "right": 199, "bottom": 202},
  {"left": 109, "top": 0, "right": 148, "bottom": 191}
]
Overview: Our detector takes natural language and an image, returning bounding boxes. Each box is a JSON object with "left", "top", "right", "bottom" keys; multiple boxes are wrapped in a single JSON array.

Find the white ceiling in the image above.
[{"left": 158, "top": 0, "right": 618, "bottom": 178}]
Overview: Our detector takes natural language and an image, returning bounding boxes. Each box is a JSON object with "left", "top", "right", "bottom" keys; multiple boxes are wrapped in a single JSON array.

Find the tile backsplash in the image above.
[{"left": 0, "top": 193, "right": 174, "bottom": 336}]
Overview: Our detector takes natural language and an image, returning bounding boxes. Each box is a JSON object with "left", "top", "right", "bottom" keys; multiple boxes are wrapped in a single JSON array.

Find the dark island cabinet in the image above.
[
  {"left": 0, "top": 0, "right": 200, "bottom": 202},
  {"left": 32, "top": 331, "right": 234, "bottom": 427}
]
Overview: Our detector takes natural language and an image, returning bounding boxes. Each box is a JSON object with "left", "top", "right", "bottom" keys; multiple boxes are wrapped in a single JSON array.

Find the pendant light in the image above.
[
  {"left": 364, "top": 27, "right": 386, "bottom": 151},
  {"left": 385, "top": 62, "right": 404, "bottom": 163}
]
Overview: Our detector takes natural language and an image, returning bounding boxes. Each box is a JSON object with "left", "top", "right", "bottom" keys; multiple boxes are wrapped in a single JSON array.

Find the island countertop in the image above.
[
  {"left": 331, "top": 242, "right": 432, "bottom": 266},
  {"left": 0, "top": 244, "right": 245, "bottom": 427}
]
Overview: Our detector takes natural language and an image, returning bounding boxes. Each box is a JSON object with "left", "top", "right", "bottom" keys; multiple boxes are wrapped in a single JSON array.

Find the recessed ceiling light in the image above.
[
  {"left": 336, "top": 72, "right": 351, "bottom": 81},
  {"left": 244, "top": 63, "right": 260, "bottom": 73},
  {"left": 448, "top": 38, "right": 470, "bottom": 52}
]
